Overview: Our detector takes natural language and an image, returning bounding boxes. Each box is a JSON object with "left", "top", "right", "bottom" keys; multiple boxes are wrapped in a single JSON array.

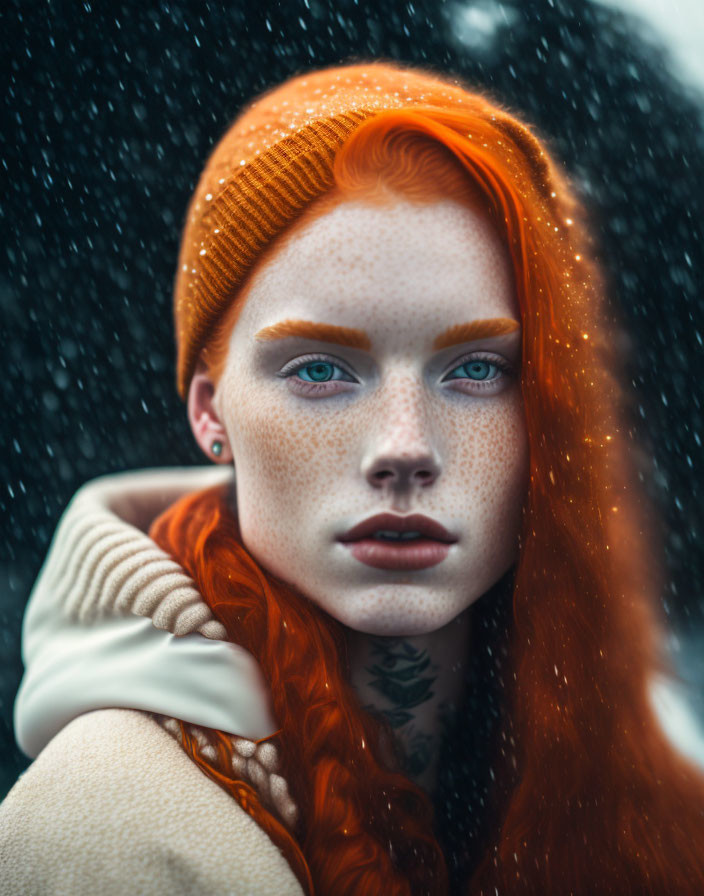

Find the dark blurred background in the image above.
[{"left": 2, "top": 0, "right": 703, "bottom": 798}]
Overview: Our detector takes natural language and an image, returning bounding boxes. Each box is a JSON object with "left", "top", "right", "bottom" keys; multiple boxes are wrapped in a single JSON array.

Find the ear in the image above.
[{"left": 187, "top": 362, "right": 234, "bottom": 464}]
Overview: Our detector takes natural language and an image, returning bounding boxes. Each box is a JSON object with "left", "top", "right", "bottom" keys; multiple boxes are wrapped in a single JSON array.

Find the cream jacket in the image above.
[{"left": 1, "top": 467, "right": 304, "bottom": 895}]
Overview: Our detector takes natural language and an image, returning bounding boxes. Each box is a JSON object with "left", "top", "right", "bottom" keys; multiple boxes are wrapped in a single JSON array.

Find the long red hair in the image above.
[{"left": 151, "top": 101, "right": 704, "bottom": 894}]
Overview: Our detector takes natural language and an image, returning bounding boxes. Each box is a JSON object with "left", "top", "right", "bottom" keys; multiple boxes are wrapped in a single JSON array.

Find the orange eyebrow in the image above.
[
  {"left": 432, "top": 317, "right": 520, "bottom": 350},
  {"left": 255, "top": 319, "right": 372, "bottom": 349},
  {"left": 254, "top": 316, "right": 520, "bottom": 351}
]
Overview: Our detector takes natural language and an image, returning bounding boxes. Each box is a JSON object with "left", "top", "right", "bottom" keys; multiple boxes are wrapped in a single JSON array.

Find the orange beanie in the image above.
[{"left": 173, "top": 61, "right": 551, "bottom": 399}]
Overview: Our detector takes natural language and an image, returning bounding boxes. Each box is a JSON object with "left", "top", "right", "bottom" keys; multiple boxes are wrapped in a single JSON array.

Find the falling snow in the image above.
[{"left": 2, "top": 0, "right": 703, "bottom": 824}]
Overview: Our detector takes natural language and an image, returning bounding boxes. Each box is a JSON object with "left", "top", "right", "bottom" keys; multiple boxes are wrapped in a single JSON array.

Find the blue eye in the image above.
[
  {"left": 456, "top": 360, "right": 495, "bottom": 381},
  {"left": 443, "top": 355, "right": 513, "bottom": 385},
  {"left": 278, "top": 355, "right": 357, "bottom": 394},
  {"left": 297, "top": 361, "right": 338, "bottom": 382}
]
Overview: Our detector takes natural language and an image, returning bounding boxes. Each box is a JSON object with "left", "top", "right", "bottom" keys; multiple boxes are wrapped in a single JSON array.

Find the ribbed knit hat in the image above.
[{"left": 173, "top": 61, "right": 544, "bottom": 399}]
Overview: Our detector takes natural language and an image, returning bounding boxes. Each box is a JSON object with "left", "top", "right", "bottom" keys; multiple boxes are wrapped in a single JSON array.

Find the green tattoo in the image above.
[{"left": 365, "top": 638, "right": 437, "bottom": 729}]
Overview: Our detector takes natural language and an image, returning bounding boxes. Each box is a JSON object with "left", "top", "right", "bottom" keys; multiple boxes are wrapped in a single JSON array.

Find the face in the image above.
[{"left": 196, "top": 195, "right": 529, "bottom": 636}]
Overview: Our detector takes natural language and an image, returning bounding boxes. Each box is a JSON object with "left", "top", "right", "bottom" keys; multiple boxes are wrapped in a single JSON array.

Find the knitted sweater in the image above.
[
  {"left": 0, "top": 709, "right": 303, "bottom": 895},
  {"left": 2, "top": 467, "right": 703, "bottom": 895}
]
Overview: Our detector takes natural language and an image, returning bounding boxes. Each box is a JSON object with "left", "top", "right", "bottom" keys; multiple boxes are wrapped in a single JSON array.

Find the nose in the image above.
[
  {"left": 365, "top": 453, "right": 440, "bottom": 491},
  {"left": 362, "top": 379, "right": 441, "bottom": 492}
]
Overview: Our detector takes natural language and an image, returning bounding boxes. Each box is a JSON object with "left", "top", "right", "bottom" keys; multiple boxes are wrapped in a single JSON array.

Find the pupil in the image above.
[
  {"left": 466, "top": 361, "right": 490, "bottom": 381},
  {"left": 307, "top": 363, "right": 333, "bottom": 382}
]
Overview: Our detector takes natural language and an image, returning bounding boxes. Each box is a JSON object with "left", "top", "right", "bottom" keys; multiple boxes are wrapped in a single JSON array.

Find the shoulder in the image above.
[{"left": 0, "top": 709, "right": 304, "bottom": 896}]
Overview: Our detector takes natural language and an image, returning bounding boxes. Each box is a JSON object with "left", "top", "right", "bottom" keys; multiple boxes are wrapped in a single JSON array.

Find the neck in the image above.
[{"left": 345, "top": 610, "right": 472, "bottom": 796}]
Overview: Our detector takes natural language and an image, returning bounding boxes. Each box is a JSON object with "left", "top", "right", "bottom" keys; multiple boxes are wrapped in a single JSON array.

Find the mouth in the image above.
[{"left": 337, "top": 512, "right": 457, "bottom": 571}]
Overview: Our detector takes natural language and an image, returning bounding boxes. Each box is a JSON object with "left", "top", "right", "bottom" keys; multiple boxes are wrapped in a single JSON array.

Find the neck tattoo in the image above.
[
  {"left": 346, "top": 614, "right": 471, "bottom": 794},
  {"left": 364, "top": 638, "right": 439, "bottom": 777}
]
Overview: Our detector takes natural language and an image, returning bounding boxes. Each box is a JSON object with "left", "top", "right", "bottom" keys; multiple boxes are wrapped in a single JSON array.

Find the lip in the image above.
[
  {"left": 337, "top": 513, "right": 457, "bottom": 571},
  {"left": 338, "top": 512, "right": 458, "bottom": 544},
  {"left": 342, "top": 539, "right": 453, "bottom": 571}
]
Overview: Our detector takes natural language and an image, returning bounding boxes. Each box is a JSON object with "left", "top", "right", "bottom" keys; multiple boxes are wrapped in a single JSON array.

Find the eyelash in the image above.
[
  {"left": 276, "top": 353, "right": 356, "bottom": 395},
  {"left": 277, "top": 352, "right": 516, "bottom": 396}
]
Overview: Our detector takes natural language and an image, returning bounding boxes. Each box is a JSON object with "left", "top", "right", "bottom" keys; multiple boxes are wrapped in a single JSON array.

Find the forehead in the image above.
[{"left": 231, "top": 197, "right": 518, "bottom": 345}]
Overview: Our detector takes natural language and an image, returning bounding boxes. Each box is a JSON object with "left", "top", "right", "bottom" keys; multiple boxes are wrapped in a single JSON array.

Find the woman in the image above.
[{"left": 3, "top": 61, "right": 704, "bottom": 895}]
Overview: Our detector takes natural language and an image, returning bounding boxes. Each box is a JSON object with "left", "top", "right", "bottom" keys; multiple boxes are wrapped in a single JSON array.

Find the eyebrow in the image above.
[
  {"left": 254, "top": 319, "right": 372, "bottom": 349},
  {"left": 254, "top": 317, "right": 520, "bottom": 350},
  {"left": 432, "top": 317, "right": 520, "bottom": 350}
]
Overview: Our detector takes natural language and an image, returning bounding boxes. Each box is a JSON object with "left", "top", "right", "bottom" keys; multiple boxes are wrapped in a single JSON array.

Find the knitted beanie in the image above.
[
  {"left": 173, "top": 61, "right": 549, "bottom": 399},
  {"left": 174, "top": 62, "right": 477, "bottom": 398}
]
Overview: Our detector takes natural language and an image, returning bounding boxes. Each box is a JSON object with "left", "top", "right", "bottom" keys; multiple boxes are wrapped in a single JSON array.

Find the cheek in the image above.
[
  {"left": 454, "top": 391, "right": 528, "bottom": 537},
  {"left": 225, "top": 384, "right": 358, "bottom": 523}
]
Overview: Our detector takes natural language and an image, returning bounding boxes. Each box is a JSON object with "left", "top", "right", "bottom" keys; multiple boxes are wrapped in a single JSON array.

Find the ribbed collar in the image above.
[{"left": 14, "top": 467, "right": 278, "bottom": 758}]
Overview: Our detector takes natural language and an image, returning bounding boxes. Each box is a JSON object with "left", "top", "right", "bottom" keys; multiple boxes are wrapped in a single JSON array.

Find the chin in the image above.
[
  {"left": 354, "top": 619, "right": 450, "bottom": 637},
  {"left": 328, "top": 597, "right": 470, "bottom": 638}
]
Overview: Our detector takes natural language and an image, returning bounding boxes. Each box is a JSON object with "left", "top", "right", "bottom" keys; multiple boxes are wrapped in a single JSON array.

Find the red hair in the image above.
[{"left": 152, "top": 103, "right": 704, "bottom": 893}]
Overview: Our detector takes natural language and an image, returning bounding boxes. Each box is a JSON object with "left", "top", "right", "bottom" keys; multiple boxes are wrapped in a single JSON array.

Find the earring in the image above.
[{"left": 211, "top": 440, "right": 223, "bottom": 457}]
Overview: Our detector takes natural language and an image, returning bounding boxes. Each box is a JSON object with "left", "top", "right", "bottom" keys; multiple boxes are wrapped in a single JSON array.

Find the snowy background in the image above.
[{"left": 2, "top": 0, "right": 703, "bottom": 797}]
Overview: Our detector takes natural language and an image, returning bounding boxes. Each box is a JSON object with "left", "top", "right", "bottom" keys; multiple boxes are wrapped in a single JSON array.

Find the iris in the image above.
[
  {"left": 300, "top": 362, "right": 335, "bottom": 382},
  {"left": 463, "top": 360, "right": 493, "bottom": 380}
]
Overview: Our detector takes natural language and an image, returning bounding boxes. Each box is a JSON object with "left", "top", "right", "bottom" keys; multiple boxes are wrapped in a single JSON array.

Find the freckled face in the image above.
[{"left": 212, "top": 197, "right": 529, "bottom": 636}]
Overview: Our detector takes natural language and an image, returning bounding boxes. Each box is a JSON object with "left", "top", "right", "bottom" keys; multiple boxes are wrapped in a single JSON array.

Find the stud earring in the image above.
[{"left": 211, "top": 440, "right": 223, "bottom": 458}]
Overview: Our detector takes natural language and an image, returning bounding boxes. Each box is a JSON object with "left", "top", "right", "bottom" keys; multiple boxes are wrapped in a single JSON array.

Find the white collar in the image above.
[{"left": 14, "top": 467, "right": 278, "bottom": 758}]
